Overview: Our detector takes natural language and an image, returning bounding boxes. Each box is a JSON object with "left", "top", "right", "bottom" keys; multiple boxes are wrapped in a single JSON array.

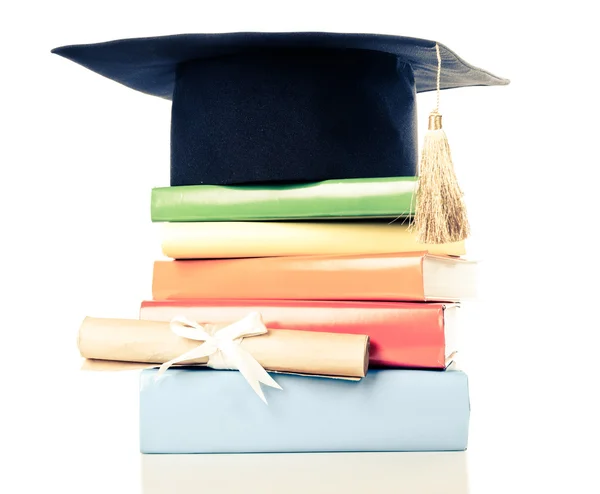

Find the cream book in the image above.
[{"left": 159, "top": 221, "right": 465, "bottom": 259}]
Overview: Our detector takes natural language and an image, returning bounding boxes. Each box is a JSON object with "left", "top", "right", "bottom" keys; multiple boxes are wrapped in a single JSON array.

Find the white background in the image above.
[{"left": 2, "top": 1, "right": 599, "bottom": 493}]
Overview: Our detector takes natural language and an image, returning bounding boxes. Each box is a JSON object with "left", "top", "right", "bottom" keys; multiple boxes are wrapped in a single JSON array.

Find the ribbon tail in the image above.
[
  {"left": 234, "top": 347, "right": 283, "bottom": 390},
  {"left": 243, "top": 374, "right": 268, "bottom": 405},
  {"left": 155, "top": 342, "right": 216, "bottom": 380},
  {"left": 226, "top": 347, "right": 282, "bottom": 404},
  {"left": 254, "top": 365, "right": 283, "bottom": 390}
]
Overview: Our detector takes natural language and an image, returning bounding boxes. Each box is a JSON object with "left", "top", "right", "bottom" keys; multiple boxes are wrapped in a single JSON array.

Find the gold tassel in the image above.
[{"left": 411, "top": 44, "right": 470, "bottom": 244}]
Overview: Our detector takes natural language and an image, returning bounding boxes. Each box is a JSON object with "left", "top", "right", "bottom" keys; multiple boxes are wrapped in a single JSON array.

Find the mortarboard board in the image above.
[{"left": 51, "top": 32, "right": 509, "bottom": 243}]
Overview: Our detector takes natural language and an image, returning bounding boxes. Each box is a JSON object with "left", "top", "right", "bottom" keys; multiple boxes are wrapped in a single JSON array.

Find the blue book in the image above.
[{"left": 140, "top": 368, "right": 470, "bottom": 454}]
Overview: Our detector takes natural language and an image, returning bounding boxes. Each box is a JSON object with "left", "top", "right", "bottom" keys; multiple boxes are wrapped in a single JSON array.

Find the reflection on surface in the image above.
[{"left": 141, "top": 451, "right": 469, "bottom": 494}]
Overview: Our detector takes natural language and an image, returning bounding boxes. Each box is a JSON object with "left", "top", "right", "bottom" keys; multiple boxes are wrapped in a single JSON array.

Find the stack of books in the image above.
[{"left": 134, "top": 179, "right": 477, "bottom": 454}]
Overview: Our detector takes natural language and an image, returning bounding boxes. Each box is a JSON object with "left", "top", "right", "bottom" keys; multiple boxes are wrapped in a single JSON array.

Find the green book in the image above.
[{"left": 151, "top": 177, "right": 417, "bottom": 222}]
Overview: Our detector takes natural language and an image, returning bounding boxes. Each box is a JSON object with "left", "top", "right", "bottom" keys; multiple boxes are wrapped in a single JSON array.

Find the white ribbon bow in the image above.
[{"left": 156, "top": 312, "right": 282, "bottom": 404}]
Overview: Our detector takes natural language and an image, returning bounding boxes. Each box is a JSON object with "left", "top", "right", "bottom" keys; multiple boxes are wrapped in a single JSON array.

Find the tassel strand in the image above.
[{"left": 411, "top": 44, "right": 470, "bottom": 244}]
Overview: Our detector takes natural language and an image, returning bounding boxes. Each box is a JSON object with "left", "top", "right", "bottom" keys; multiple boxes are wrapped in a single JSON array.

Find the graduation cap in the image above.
[{"left": 52, "top": 32, "right": 509, "bottom": 243}]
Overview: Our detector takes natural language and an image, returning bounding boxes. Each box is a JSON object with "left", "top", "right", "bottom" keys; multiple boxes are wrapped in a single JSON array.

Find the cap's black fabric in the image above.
[
  {"left": 170, "top": 49, "right": 417, "bottom": 185},
  {"left": 52, "top": 32, "right": 509, "bottom": 186}
]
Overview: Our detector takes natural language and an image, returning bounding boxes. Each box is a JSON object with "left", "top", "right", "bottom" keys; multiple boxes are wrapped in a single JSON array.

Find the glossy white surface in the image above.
[
  {"left": 2, "top": 1, "right": 600, "bottom": 493},
  {"left": 141, "top": 451, "right": 470, "bottom": 494}
]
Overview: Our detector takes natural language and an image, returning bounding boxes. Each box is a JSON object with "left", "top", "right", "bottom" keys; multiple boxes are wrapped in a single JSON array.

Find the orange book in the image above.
[{"left": 152, "top": 252, "right": 477, "bottom": 302}]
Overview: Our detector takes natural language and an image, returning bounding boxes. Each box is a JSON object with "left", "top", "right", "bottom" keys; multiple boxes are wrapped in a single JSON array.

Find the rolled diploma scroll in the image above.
[{"left": 78, "top": 317, "right": 369, "bottom": 378}]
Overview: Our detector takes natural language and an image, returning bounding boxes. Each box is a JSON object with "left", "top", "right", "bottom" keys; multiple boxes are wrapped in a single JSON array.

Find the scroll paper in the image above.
[{"left": 78, "top": 316, "right": 369, "bottom": 379}]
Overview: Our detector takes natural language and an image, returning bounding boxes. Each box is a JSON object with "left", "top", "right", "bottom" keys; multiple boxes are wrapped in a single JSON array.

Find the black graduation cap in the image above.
[{"left": 51, "top": 32, "right": 508, "bottom": 187}]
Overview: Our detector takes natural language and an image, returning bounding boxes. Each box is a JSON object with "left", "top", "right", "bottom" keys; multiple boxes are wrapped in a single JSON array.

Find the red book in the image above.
[{"left": 140, "top": 299, "right": 459, "bottom": 369}]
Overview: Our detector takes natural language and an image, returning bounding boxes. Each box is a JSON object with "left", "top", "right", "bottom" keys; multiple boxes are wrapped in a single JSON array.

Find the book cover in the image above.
[
  {"left": 151, "top": 177, "right": 417, "bottom": 222},
  {"left": 140, "top": 368, "right": 470, "bottom": 453},
  {"left": 151, "top": 252, "right": 477, "bottom": 302},
  {"left": 159, "top": 221, "right": 465, "bottom": 259}
]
